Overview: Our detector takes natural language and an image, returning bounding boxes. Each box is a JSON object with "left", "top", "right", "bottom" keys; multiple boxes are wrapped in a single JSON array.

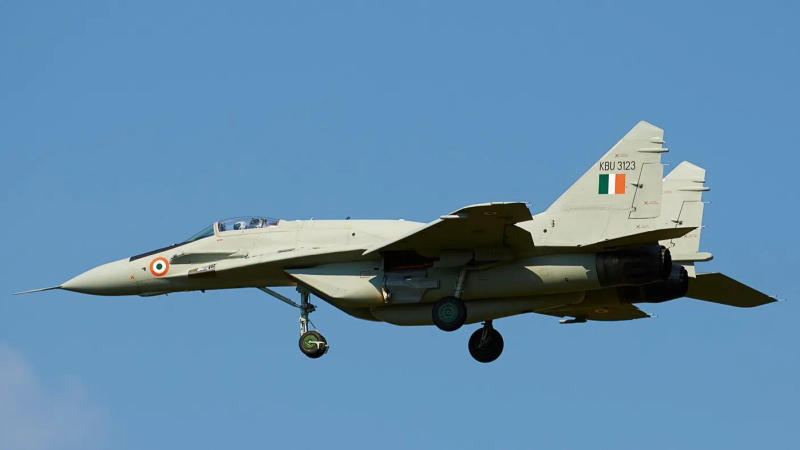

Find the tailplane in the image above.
[{"left": 687, "top": 273, "right": 776, "bottom": 307}]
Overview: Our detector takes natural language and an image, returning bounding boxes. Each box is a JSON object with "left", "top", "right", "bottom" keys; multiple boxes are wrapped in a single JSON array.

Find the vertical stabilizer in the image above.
[
  {"left": 536, "top": 121, "right": 669, "bottom": 246},
  {"left": 660, "top": 161, "right": 711, "bottom": 266},
  {"left": 546, "top": 121, "right": 666, "bottom": 216}
]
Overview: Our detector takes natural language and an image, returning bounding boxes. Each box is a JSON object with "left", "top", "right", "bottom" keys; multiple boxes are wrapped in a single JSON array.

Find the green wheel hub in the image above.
[
  {"left": 301, "top": 334, "right": 317, "bottom": 350},
  {"left": 432, "top": 296, "right": 467, "bottom": 332},
  {"left": 439, "top": 304, "right": 458, "bottom": 322},
  {"left": 298, "top": 330, "right": 328, "bottom": 358}
]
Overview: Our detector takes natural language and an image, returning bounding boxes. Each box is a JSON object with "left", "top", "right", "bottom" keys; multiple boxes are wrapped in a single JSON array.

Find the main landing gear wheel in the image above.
[
  {"left": 432, "top": 296, "right": 467, "bottom": 332},
  {"left": 468, "top": 321, "right": 503, "bottom": 363},
  {"left": 299, "top": 330, "right": 328, "bottom": 359}
]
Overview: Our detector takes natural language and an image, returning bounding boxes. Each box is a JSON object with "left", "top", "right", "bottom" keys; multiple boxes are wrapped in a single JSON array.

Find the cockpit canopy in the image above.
[
  {"left": 217, "top": 216, "right": 279, "bottom": 232},
  {"left": 183, "top": 216, "right": 279, "bottom": 243},
  {"left": 184, "top": 224, "right": 215, "bottom": 243}
]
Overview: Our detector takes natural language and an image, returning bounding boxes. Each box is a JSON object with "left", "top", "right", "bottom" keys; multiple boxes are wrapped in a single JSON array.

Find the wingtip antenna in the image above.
[{"left": 13, "top": 286, "right": 62, "bottom": 295}]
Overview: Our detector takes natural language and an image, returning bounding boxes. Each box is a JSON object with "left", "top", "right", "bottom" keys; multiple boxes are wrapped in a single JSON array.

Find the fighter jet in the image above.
[{"left": 16, "top": 121, "right": 775, "bottom": 362}]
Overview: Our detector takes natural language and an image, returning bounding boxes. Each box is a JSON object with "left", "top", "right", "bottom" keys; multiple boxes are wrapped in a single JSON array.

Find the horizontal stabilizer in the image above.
[
  {"left": 540, "top": 302, "right": 651, "bottom": 321},
  {"left": 687, "top": 273, "right": 776, "bottom": 307},
  {"left": 671, "top": 251, "right": 713, "bottom": 262}
]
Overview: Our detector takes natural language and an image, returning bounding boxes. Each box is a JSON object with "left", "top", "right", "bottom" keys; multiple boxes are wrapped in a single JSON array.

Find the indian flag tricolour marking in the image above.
[{"left": 598, "top": 173, "right": 626, "bottom": 195}]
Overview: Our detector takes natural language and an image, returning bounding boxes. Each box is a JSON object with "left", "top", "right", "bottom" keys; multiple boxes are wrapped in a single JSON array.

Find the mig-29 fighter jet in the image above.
[{"left": 16, "top": 121, "right": 775, "bottom": 362}]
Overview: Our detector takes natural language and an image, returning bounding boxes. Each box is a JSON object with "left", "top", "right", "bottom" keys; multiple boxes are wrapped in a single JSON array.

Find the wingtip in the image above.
[{"left": 12, "top": 286, "right": 62, "bottom": 295}]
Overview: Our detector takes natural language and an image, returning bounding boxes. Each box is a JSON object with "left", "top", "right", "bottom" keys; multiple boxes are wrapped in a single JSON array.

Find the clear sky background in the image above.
[{"left": 1, "top": 1, "right": 798, "bottom": 449}]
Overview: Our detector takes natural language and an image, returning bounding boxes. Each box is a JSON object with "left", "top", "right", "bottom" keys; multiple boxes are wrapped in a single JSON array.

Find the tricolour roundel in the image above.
[{"left": 149, "top": 257, "right": 170, "bottom": 277}]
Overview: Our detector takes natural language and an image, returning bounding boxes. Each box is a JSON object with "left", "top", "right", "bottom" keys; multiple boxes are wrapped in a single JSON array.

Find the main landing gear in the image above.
[
  {"left": 432, "top": 296, "right": 467, "bottom": 331},
  {"left": 257, "top": 286, "right": 503, "bottom": 362},
  {"left": 431, "top": 268, "right": 503, "bottom": 362},
  {"left": 258, "top": 286, "right": 328, "bottom": 359},
  {"left": 432, "top": 296, "right": 505, "bottom": 363},
  {"left": 468, "top": 321, "right": 504, "bottom": 363}
]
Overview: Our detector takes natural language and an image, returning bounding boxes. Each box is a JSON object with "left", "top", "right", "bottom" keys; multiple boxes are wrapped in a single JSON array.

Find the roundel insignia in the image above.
[{"left": 150, "top": 257, "right": 170, "bottom": 277}]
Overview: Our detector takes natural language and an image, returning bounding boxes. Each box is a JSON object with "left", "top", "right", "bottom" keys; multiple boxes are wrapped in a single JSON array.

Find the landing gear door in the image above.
[{"left": 629, "top": 163, "right": 663, "bottom": 219}]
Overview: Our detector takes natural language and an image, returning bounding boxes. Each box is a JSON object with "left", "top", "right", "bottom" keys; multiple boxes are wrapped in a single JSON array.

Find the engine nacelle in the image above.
[
  {"left": 596, "top": 245, "right": 671, "bottom": 287},
  {"left": 617, "top": 264, "right": 689, "bottom": 303}
]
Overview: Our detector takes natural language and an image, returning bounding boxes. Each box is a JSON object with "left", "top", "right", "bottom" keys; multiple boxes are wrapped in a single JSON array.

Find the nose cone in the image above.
[{"left": 62, "top": 258, "right": 137, "bottom": 295}]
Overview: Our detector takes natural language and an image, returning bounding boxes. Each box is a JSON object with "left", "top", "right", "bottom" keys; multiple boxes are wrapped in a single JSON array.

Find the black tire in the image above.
[
  {"left": 298, "top": 330, "right": 328, "bottom": 359},
  {"left": 432, "top": 296, "right": 467, "bottom": 332},
  {"left": 468, "top": 327, "right": 504, "bottom": 363}
]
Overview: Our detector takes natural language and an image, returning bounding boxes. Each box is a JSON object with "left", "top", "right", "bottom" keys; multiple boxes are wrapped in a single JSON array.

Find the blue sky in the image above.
[{"left": 1, "top": 1, "right": 798, "bottom": 449}]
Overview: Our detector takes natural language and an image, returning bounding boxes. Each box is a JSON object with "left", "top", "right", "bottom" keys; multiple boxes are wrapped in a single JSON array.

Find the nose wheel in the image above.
[
  {"left": 468, "top": 321, "right": 503, "bottom": 363},
  {"left": 257, "top": 286, "right": 329, "bottom": 359},
  {"left": 299, "top": 330, "right": 327, "bottom": 358}
]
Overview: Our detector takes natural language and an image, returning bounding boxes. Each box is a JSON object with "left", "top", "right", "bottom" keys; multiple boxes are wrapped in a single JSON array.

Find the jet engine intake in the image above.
[
  {"left": 596, "top": 245, "right": 671, "bottom": 287},
  {"left": 617, "top": 264, "right": 689, "bottom": 303}
]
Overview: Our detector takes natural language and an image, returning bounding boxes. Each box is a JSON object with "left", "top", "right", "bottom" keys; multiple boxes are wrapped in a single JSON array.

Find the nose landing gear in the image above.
[
  {"left": 297, "top": 288, "right": 328, "bottom": 358},
  {"left": 258, "top": 286, "right": 329, "bottom": 359},
  {"left": 468, "top": 321, "right": 504, "bottom": 363}
]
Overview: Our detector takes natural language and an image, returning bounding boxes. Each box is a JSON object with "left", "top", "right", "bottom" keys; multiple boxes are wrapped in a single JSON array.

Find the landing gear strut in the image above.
[
  {"left": 258, "top": 286, "right": 328, "bottom": 359},
  {"left": 298, "top": 289, "right": 327, "bottom": 358},
  {"left": 468, "top": 321, "right": 503, "bottom": 363},
  {"left": 432, "top": 267, "right": 469, "bottom": 332}
]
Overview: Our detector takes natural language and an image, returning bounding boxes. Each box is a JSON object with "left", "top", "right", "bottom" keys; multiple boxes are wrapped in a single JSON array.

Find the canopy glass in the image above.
[{"left": 184, "top": 216, "right": 279, "bottom": 243}]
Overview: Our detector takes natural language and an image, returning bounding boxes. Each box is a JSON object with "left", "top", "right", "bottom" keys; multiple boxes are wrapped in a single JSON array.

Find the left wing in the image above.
[{"left": 363, "top": 202, "right": 533, "bottom": 257}]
